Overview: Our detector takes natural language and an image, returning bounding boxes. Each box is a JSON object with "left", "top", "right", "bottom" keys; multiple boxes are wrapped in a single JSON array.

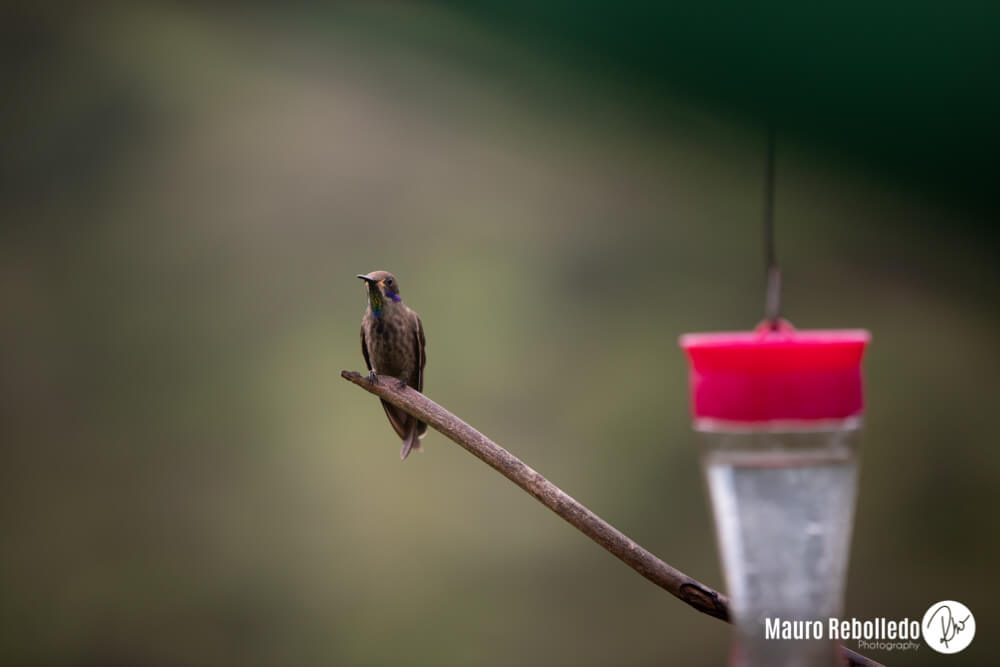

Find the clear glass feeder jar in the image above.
[{"left": 681, "top": 323, "right": 870, "bottom": 667}]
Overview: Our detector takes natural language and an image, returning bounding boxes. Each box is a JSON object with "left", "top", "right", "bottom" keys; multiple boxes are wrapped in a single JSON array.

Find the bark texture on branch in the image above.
[{"left": 341, "top": 370, "right": 884, "bottom": 667}]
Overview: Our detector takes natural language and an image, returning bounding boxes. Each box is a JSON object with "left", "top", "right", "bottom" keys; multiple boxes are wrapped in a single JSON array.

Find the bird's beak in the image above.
[{"left": 356, "top": 274, "right": 377, "bottom": 284}]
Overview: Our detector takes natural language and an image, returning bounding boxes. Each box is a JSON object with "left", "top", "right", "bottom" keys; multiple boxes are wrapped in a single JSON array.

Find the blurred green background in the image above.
[{"left": 2, "top": 3, "right": 998, "bottom": 666}]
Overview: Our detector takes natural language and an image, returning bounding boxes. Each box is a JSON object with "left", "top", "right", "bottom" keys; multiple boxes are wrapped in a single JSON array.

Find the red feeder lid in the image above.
[{"left": 679, "top": 320, "right": 871, "bottom": 424}]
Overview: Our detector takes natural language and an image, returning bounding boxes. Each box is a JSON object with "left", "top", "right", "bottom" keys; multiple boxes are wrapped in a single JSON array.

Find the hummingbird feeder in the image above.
[{"left": 679, "top": 131, "right": 871, "bottom": 667}]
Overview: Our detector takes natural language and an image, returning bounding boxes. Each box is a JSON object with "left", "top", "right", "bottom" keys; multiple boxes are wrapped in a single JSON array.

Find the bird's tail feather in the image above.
[
  {"left": 383, "top": 399, "right": 426, "bottom": 459},
  {"left": 400, "top": 421, "right": 420, "bottom": 460}
]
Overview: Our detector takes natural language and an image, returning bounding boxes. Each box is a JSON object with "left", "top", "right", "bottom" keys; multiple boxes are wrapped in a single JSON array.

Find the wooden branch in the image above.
[{"left": 341, "top": 370, "right": 885, "bottom": 667}]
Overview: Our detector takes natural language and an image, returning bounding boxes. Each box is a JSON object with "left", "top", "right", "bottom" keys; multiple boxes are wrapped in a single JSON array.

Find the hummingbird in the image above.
[{"left": 357, "top": 270, "right": 427, "bottom": 459}]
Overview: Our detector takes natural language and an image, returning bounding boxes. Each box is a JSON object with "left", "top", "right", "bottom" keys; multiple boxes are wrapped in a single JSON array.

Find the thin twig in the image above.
[{"left": 341, "top": 370, "right": 885, "bottom": 667}]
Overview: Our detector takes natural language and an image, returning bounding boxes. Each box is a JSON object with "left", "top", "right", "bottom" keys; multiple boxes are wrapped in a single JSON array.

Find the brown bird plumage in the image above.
[{"left": 357, "top": 270, "right": 427, "bottom": 459}]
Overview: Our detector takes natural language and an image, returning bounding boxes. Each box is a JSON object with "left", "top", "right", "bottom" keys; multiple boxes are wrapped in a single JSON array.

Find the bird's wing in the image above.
[
  {"left": 414, "top": 313, "right": 427, "bottom": 438},
  {"left": 415, "top": 313, "right": 426, "bottom": 393},
  {"left": 360, "top": 325, "right": 372, "bottom": 372}
]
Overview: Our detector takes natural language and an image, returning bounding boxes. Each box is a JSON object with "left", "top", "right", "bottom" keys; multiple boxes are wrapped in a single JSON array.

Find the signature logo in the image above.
[{"left": 922, "top": 600, "right": 975, "bottom": 654}]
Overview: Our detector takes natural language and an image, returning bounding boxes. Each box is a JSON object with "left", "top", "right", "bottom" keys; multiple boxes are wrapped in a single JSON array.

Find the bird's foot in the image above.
[
  {"left": 367, "top": 371, "right": 379, "bottom": 385},
  {"left": 395, "top": 378, "right": 408, "bottom": 390}
]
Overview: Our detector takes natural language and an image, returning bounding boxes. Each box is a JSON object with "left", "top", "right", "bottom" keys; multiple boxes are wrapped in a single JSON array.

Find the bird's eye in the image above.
[{"left": 385, "top": 278, "right": 394, "bottom": 286}]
